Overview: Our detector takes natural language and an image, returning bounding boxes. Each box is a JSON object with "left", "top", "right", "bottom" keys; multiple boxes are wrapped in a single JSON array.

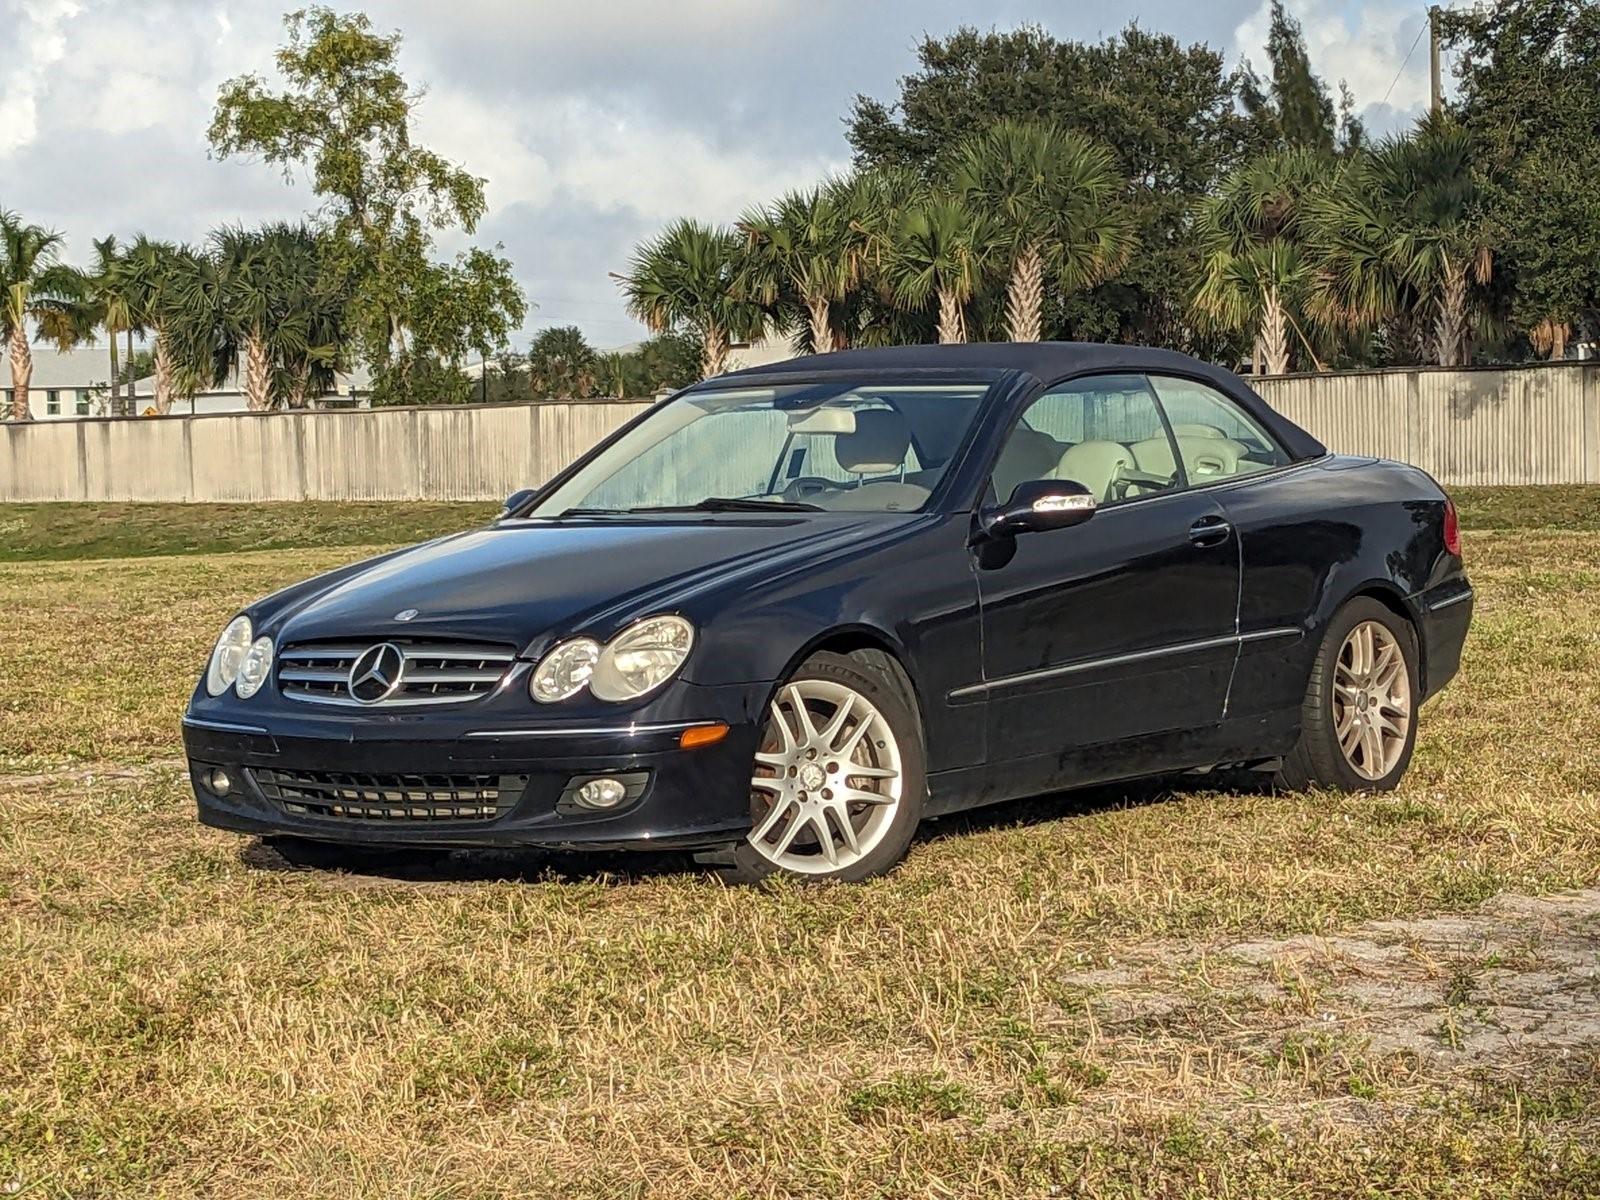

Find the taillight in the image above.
[{"left": 1443, "top": 498, "right": 1462, "bottom": 558}]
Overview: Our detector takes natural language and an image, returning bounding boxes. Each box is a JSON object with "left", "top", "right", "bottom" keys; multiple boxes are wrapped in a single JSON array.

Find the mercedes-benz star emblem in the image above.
[{"left": 348, "top": 642, "right": 406, "bottom": 704}]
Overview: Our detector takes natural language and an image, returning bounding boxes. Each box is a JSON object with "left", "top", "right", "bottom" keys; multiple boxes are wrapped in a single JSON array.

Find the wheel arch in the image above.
[
  {"left": 1331, "top": 579, "right": 1427, "bottom": 696},
  {"left": 779, "top": 625, "right": 924, "bottom": 727}
]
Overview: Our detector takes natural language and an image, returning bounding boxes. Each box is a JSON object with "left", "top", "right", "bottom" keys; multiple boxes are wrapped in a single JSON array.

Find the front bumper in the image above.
[{"left": 183, "top": 680, "right": 768, "bottom": 851}]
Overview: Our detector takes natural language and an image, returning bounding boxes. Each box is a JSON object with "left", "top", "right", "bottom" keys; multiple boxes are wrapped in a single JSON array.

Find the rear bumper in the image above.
[
  {"left": 182, "top": 686, "right": 767, "bottom": 851},
  {"left": 1417, "top": 579, "right": 1473, "bottom": 699}
]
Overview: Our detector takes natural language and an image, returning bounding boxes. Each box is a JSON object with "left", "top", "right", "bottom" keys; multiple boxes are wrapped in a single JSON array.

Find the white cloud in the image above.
[{"left": 0, "top": 0, "right": 81, "bottom": 155}]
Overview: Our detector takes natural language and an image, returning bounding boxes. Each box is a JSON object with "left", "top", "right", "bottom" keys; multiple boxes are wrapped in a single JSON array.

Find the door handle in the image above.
[{"left": 1188, "top": 515, "right": 1232, "bottom": 547}]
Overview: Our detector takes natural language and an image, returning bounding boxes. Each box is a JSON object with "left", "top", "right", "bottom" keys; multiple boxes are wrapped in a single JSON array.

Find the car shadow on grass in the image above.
[
  {"left": 235, "top": 769, "right": 1281, "bottom": 887},
  {"left": 914, "top": 767, "right": 1279, "bottom": 848}
]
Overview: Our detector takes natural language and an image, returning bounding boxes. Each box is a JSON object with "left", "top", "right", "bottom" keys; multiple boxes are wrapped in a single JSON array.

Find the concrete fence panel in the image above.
[{"left": 2, "top": 369, "right": 1596, "bottom": 503}]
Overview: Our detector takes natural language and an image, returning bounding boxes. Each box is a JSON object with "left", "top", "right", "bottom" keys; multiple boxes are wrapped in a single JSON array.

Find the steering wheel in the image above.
[{"left": 782, "top": 476, "right": 837, "bottom": 502}]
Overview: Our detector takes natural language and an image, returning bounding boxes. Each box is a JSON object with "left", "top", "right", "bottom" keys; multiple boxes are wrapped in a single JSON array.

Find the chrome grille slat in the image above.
[{"left": 277, "top": 638, "right": 516, "bottom": 707}]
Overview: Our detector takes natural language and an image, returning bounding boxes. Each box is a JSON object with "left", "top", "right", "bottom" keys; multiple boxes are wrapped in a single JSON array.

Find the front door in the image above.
[{"left": 969, "top": 375, "right": 1240, "bottom": 797}]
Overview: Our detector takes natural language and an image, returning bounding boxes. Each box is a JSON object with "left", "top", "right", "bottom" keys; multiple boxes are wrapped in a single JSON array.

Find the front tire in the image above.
[
  {"left": 724, "top": 652, "right": 925, "bottom": 884},
  {"left": 1277, "top": 597, "right": 1419, "bottom": 792}
]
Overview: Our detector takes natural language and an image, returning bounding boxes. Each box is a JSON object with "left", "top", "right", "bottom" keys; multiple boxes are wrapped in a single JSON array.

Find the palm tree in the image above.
[
  {"left": 75, "top": 236, "right": 139, "bottom": 415},
  {"left": 1, "top": 211, "right": 81, "bottom": 421},
  {"left": 526, "top": 325, "right": 598, "bottom": 397},
  {"left": 1193, "top": 149, "right": 1329, "bottom": 374},
  {"left": 617, "top": 219, "right": 764, "bottom": 378},
  {"left": 952, "top": 120, "right": 1136, "bottom": 342},
  {"left": 260, "top": 225, "right": 344, "bottom": 408},
  {"left": 1310, "top": 116, "right": 1489, "bottom": 367},
  {"left": 738, "top": 183, "right": 858, "bottom": 353},
  {"left": 198, "top": 223, "right": 342, "bottom": 410},
  {"left": 882, "top": 192, "right": 996, "bottom": 344},
  {"left": 116, "top": 236, "right": 195, "bottom": 413}
]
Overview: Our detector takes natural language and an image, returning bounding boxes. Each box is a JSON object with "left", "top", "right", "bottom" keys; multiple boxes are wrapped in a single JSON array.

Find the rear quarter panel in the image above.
[{"left": 1219, "top": 456, "right": 1462, "bottom": 737}]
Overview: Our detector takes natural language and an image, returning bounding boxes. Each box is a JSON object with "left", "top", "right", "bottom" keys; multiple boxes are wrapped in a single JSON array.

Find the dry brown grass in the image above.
[{"left": 1, "top": 512, "right": 1598, "bottom": 1197}]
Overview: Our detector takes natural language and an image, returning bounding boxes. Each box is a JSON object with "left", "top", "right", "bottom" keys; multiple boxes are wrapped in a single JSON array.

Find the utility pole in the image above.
[{"left": 1429, "top": 5, "right": 1444, "bottom": 118}]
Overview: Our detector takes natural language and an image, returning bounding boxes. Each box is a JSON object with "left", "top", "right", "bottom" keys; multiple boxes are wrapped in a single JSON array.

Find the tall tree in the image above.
[
  {"left": 846, "top": 24, "right": 1251, "bottom": 348},
  {"left": 526, "top": 326, "right": 598, "bottom": 398},
  {"left": 883, "top": 193, "right": 996, "bottom": 344},
  {"left": 1442, "top": 0, "right": 1600, "bottom": 357},
  {"left": 738, "top": 183, "right": 859, "bottom": 353},
  {"left": 0, "top": 212, "right": 81, "bottom": 422},
  {"left": 618, "top": 220, "right": 764, "bottom": 378},
  {"left": 1193, "top": 149, "right": 1329, "bottom": 374},
  {"left": 1238, "top": 1, "right": 1359, "bottom": 157},
  {"left": 76, "top": 236, "right": 138, "bottom": 416},
  {"left": 209, "top": 7, "right": 524, "bottom": 400},
  {"left": 118, "top": 236, "right": 192, "bottom": 413},
  {"left": 1311, "top": 116, "right": 1490, "bottom": 366},
  {"left": 951, "top": 120, "right": 1134, "bottom": 342}
]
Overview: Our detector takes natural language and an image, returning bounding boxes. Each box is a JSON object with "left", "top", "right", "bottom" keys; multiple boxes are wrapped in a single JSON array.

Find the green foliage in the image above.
[
  {"left": 846, "top": 24, "right": 1251, "bottom": 350},
  {"left": 618, "top": 219, "right": 765, "bottom": 377},
  {"left": 209, "top": 6, "right": 525, "bottom": 403},
  {"left": 951, "top": 120, "right": 1135, "bottom": 340},
  {"left": 1238, "top": 0, "right": 1359, "bottom": 157},
  {"left": 526, "top": 325, "right": 599, "bottom": 398},
  {"left": 1442, "top": 0, "right": 1600, "bottom": 349},
  {"left": 1309, "top": 115, "right": 1489, "bottom": 366},
  {"left": 1193, "top": 148, "right": 1332, "bottom": 372}
]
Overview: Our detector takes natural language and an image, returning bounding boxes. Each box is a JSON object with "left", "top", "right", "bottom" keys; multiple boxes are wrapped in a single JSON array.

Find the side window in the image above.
[
  {"left": 991, "top": 375, "right": 1182, "bottom": 506},
  {"left": 1144, "top": 375, "right": 1290, "bottom": 483}
]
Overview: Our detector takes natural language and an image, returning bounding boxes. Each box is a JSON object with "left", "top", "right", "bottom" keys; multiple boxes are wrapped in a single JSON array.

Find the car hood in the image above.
[{"left": 267, "top": 515, "right": 901, "bottom": 655}]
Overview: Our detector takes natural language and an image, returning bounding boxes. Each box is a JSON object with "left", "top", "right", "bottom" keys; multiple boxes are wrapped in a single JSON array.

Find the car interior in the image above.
[{"left": 773, "top": 395, "right": 1284, "bottom": 513}]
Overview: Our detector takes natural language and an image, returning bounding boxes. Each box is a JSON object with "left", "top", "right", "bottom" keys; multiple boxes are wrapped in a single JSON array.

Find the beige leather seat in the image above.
[
  {"left": 1170, "top": 422, "right": 1227, "bottom": 439},
  {"left": 817, "top": 408, "right": 929, "bottom": 511},
  {"left": 992, "top": 427, "right": 1065, "bottom": 501},
  {"left": 1052, "top": 440, "right": 1135, "bottom": 503},
  {"left": 1131, "top": 435, "right": 1247, "bottom": 484}
]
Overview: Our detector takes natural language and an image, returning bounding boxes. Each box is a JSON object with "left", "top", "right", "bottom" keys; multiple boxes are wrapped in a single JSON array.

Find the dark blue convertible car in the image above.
[{"left": 183, "top": 344, "right": 1473, "bottom": 882}]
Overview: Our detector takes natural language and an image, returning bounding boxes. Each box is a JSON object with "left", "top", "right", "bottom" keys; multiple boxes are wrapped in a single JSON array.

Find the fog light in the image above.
[
  {"left": 575, "top": 777, "right": 627, "bottom": 809},
  {"left": 206, "top": 767, "right": 232, "bottom": 796}
]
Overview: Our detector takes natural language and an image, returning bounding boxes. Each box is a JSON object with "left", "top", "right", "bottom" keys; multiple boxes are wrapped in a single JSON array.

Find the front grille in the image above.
[
  {"left": 278, "top": 639, "right": 516, "bottom": 707},
  {"left": 252, "top": 768, "right": 526, "bottom": 822}
]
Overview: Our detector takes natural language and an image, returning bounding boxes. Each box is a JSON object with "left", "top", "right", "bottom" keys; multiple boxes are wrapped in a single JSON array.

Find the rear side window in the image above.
[{"left": 1144, "top": 376, "right": 1290, "bottom": 483}]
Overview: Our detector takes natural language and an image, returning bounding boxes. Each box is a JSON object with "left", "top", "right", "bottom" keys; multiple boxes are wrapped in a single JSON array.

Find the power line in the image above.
[{"left": 1381, "top": 14, "right": 1431, "bottom": 107}]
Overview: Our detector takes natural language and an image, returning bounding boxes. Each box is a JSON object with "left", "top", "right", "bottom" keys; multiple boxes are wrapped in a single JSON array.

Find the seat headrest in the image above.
[
  {"left": 834, "top": 409, "right": 910, "bottom": 474},
  {"left": 1171, "top": 423, "right": 1226, "bottom": 439}
]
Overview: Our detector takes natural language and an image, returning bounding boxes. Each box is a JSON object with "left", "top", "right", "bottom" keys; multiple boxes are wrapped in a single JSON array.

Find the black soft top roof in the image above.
[{"left": 720, "top": 341, "right": 1327, "bottom": 461}]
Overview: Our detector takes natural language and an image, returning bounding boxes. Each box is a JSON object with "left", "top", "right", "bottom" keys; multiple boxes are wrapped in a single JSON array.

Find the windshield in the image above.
[{"left": 526, "top": 380, "right": 992, "bottom": 517}]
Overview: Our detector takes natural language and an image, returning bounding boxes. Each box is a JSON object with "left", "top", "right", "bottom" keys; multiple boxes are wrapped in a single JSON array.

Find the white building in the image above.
[
  {"left": 133, "top": 364, "right": 371, "bottom": 414},
  {"left": 0, "top": 346, "right": 116, "bottom": 420}
]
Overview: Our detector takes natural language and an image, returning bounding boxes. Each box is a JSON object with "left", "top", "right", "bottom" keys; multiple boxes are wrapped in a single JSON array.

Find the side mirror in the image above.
[
  {"left": 978, "top": 479, "right": 1097, "bottom": 540},
  {"left": 499, "top": 487, "right": 537, "bottom": 518}
]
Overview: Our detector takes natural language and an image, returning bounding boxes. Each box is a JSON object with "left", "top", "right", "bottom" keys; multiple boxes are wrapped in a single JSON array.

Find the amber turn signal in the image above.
[{"left": 679, "top": 722, "right": 730, "bottom": 749}]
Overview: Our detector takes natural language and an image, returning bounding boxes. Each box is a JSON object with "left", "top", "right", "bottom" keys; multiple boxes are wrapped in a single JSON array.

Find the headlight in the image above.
[
  {"left": 235, "top": 636, "right": 274, "bottom": 699},
  {"left": 530, "top": 637, "right": 601, "bottom": 703},
  {"left": 590, "top": 615, "right": 694, "bottom": 702},
  {"left": 205, "top": 615, "right": 253, "bottom": 696}
]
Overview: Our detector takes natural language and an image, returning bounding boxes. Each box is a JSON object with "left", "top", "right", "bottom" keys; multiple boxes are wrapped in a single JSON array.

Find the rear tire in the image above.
[
  {"left": 1276, "top": 597, "right": 1419, "bottom": 793},
  {"left": 721, "top": 651, "right": 925, "bottom": 885}
]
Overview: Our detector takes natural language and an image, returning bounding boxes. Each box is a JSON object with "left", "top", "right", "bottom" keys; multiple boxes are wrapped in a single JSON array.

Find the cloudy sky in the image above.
[{"left": 0, "top": 0, "right": 1453, "bottom": 349}]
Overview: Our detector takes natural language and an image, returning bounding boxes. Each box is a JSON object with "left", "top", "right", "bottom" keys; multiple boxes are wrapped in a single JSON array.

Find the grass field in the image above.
[{"left": 1, "top": 491, "right": 1598, "bottom": 1197}]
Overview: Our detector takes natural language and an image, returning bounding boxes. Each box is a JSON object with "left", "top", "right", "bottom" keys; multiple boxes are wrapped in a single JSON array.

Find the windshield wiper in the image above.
[
  {"left": 628, "top": 496, "right": 824, "bottom": 514},
  {"left": 555, "top": 507, "right": 632, "bottom": 518}
]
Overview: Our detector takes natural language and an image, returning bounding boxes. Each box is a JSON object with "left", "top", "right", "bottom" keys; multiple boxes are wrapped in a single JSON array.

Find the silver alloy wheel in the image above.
[
  {"left": 747, "top": 679, "right": 903, "bottom": 875},
  {"left": 1332, "top": 619, "right": 1411, "bottom": 781}
]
